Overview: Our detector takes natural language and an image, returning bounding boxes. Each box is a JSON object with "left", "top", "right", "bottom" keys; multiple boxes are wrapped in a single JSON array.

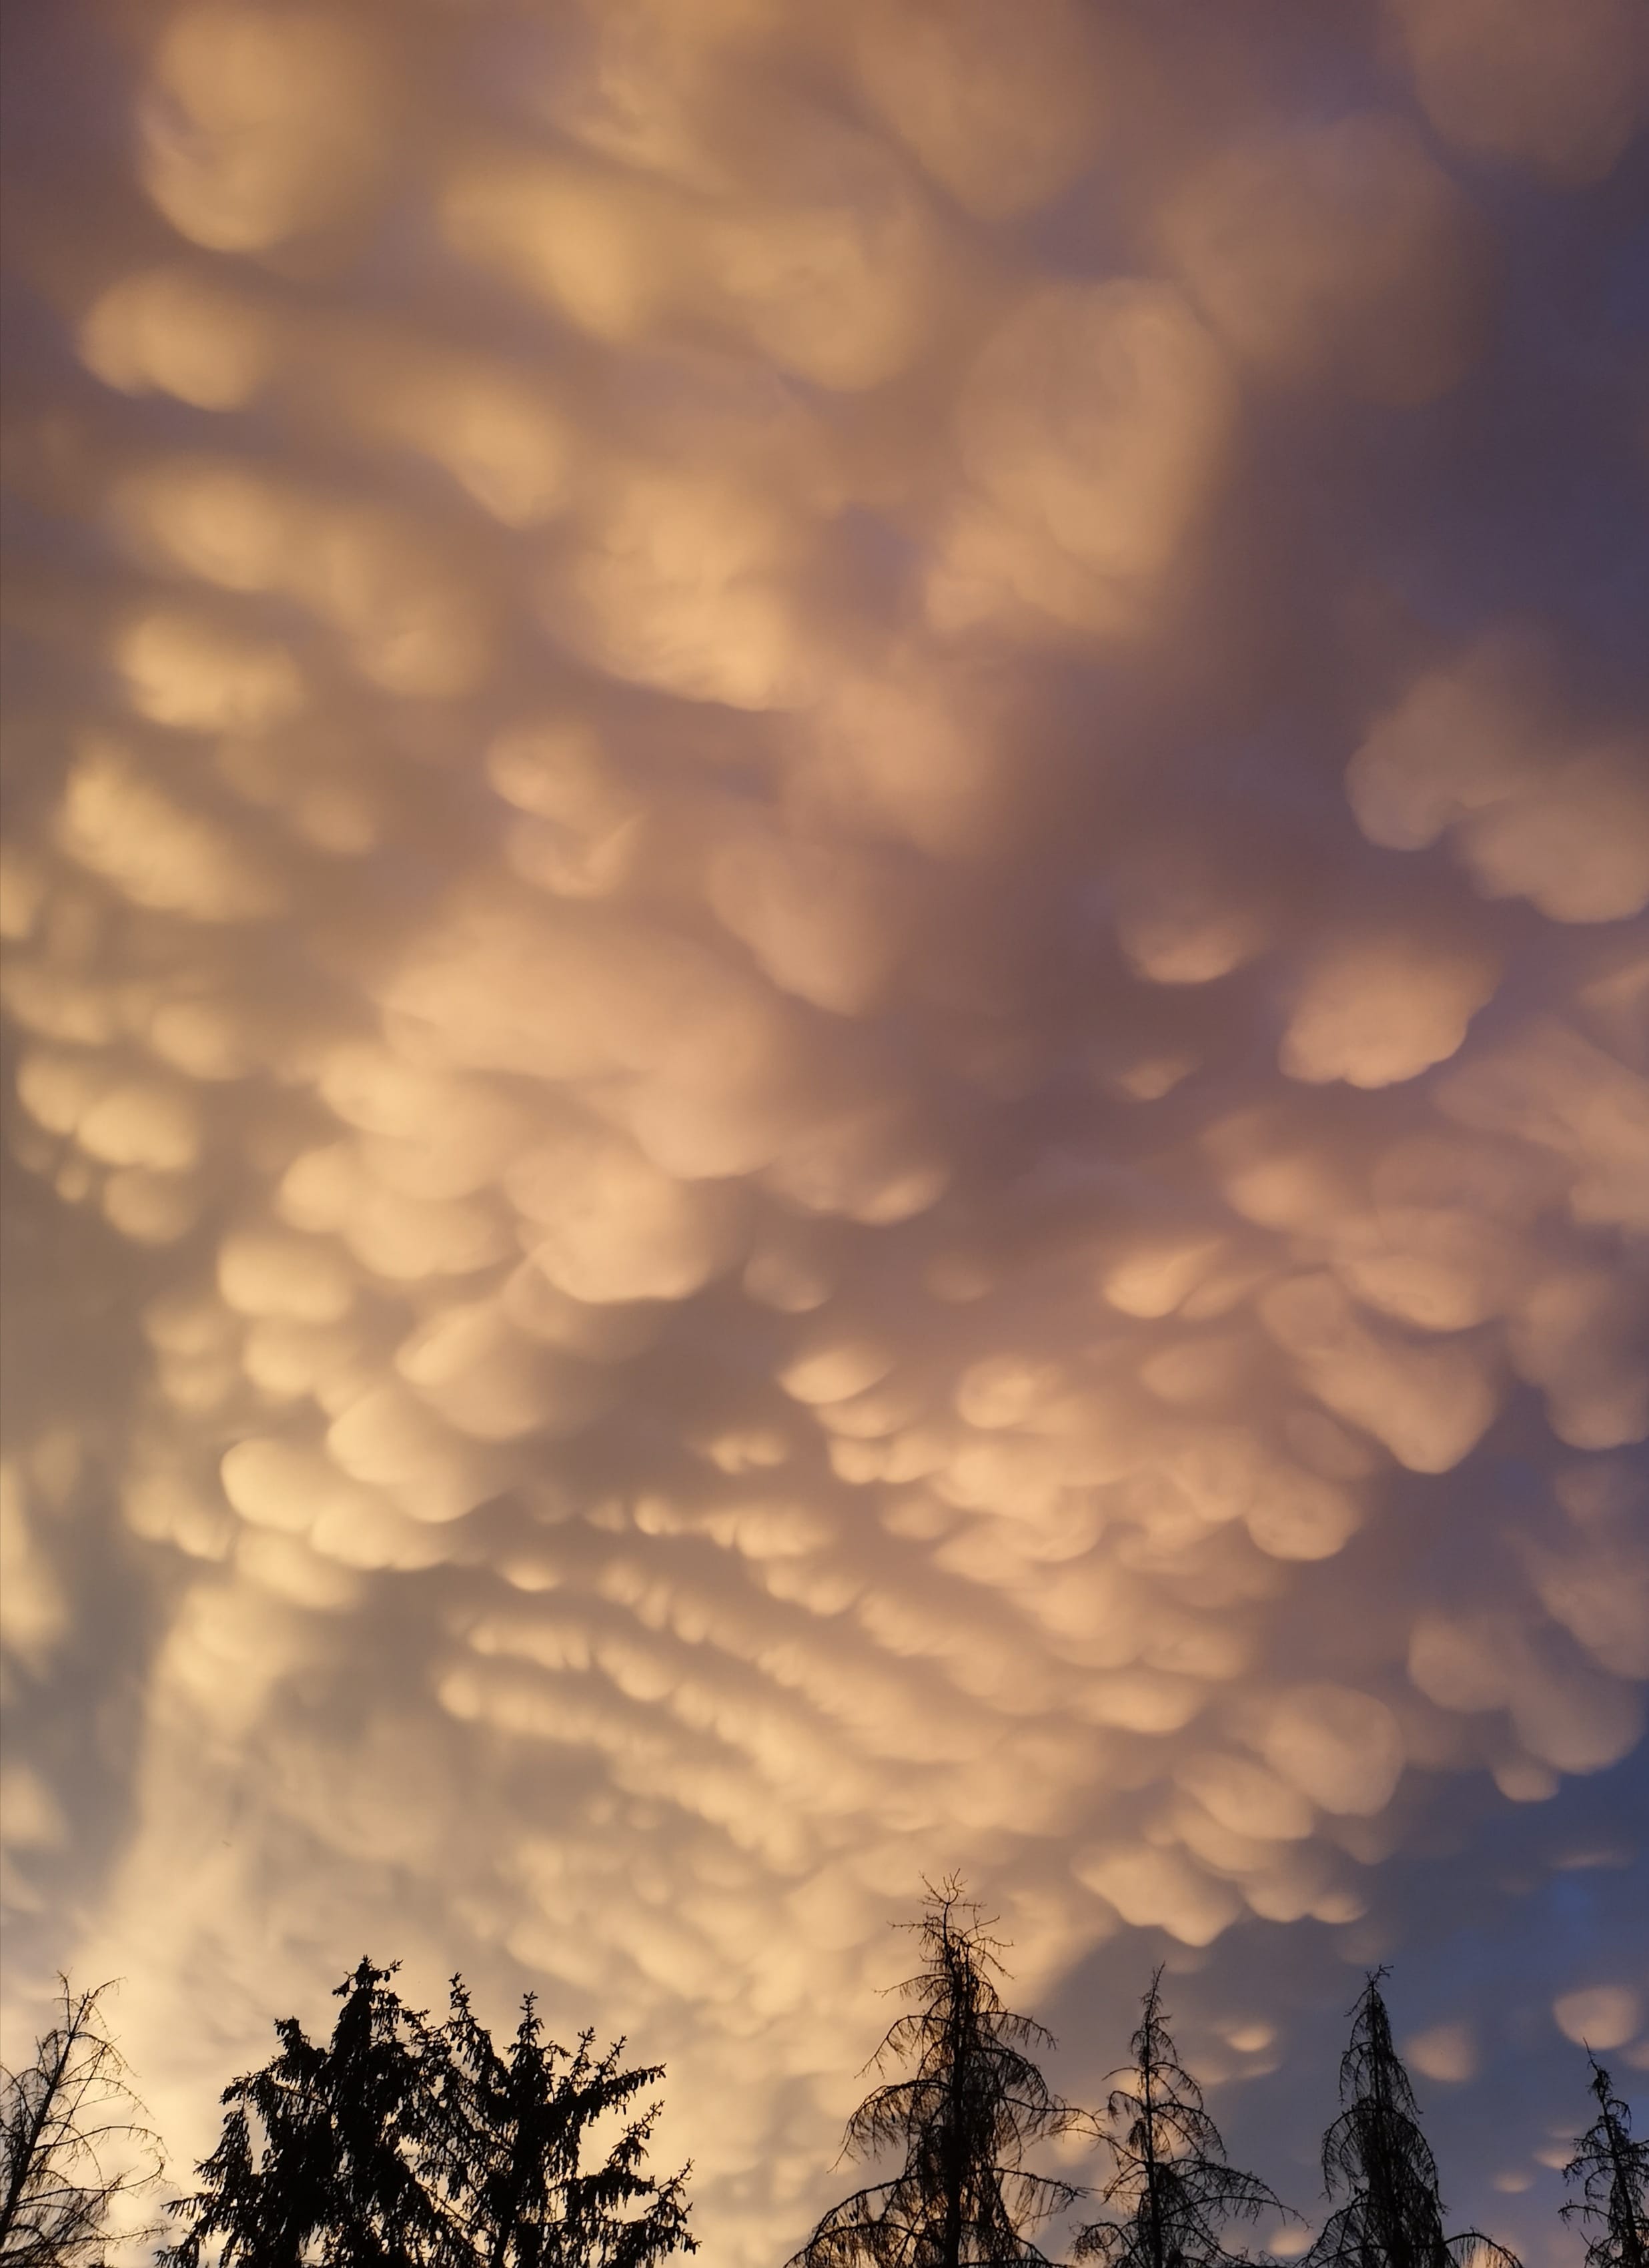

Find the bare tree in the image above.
[
  {"left": 1078, "top": 1970, "right": 1292, "bottom": 2268},
  {"left": 1307, "top": 1972, "right": 1517, "bottom": 2268},
  {"left": 1, "top": 1977, "right": 161, "bottom": 2268},
  {"left": 786, "top": 1880, "right": 1087, "bottom": 2268},
  {"left": 1562, "top": 2059, "right": 1647, "bottom": 2268}
]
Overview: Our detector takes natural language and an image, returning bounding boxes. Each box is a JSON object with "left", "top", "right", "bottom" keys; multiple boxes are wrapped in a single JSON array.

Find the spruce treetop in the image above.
[
  {"left": 1077, "top": 1968, "right": 1291, "bottom": 2268},
  {"left": 433, "top": 1979, "right": 692, "bottom": 2268},
  {"left": 788, "top": 1878, "right": 1087, "bottom": 2268},
  {"left": 1307, "top": 1972, "right": 1518, "bottom": 2268},
  {"left": 161, "top": 1959, "right": 693, "bottom": 2268},
  {"left": 160, "top": 1957, "right": 456, "bottom": 2268},
  {"left": 1561, "top": 2058, "right": 1647, "bottom": 2268}
]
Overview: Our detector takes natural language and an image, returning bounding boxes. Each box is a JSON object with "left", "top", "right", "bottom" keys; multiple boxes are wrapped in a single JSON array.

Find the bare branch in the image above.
[
  {"left": 1078, "top": 1970, "right": 1294, "bottom": 2268},
  {"left": 1, "top": 1976, "right": 163, "bottom": 2268},
  {"left": 787, "top": 1880, "right": 1087, "bottom": 2268}
]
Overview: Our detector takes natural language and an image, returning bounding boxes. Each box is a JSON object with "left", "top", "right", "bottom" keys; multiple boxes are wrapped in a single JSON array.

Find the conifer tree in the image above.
[
  {"left": 1306, "top": 1972, "right": 1518, "bottom": 2268},
  {"left": 161, "top": 1960, "right": 694, "bottom": 2268},
  {"left": 1561, "top": 2060, "right": 1647, "bottom": 2268},
  {"left": 787, "top": 1880, "right": 1085, "bottom": 2268},
  {"left": 1, "top": 1976, "right": 161, "bottom": 2268},
  {"left": 161, "top": 1958, "right": 456, "bottom": 2268},
  {"left": 431, "top": 1981, "right": 693, "bottom": 2268},
  {"left": 1077, "top": 1969, "right": 1291, "bottom": 2268}
]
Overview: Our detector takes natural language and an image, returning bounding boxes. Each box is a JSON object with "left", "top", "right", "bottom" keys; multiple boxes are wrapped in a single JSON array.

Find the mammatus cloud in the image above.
[{"left": 1, "top": 0, "right": 1646, "bottom": 2259}]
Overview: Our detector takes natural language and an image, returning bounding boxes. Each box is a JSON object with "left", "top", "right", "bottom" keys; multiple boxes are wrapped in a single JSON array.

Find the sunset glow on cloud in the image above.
[{"left": 2, "top": 0, "right": 1646, "bottom": 2259}]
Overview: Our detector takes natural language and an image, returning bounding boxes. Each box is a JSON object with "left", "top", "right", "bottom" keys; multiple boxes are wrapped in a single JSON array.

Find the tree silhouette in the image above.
[
  {"left": 1561, "top": 2059, "right": 1647, "bottom": 2268},
  {"left": 161, "top": 1958, "right": 456, "bottom": 2268},
  {"left": 1306, "top": 1972, "right": 1518, "bottom": 2268},
  {"left": 1077, "top": 1969, "right": 1291, "bottom": 2268},
  {"left": 787, "top": 1880, "right": 1085, "bottom": 2268},
  {"left": 162, "top": 1960, "right": 694, "bottom": 2268},
  {"left": 1, "top": 1975, "right": 161, "bottom": 2268},
  {"left": 432, "top": 1980, "right": 693, "bottom": 2268}
]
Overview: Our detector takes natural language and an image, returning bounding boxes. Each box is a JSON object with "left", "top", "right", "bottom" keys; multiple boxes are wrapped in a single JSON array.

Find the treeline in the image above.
[{"left": 3, "top": 1887, "right": 1644, "bottom": 2268}]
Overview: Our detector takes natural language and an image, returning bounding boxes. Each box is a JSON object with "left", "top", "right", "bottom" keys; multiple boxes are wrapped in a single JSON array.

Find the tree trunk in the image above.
[
  {"left": 0, "top": 2034, "right": 70, "bottom": 2254},
  {"left": 1602, "top": 2107, "right": 1646, "bottom": 2268},
  {"left": 941, "top": 1974, "right": 969, "bottom": 2268}
]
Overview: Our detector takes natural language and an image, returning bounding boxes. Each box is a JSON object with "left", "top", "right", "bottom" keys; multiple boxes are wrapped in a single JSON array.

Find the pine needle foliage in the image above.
[
  {"left": 1307, "top": 1972, "right": 1518, "bottom": 2268},
  {"left": 1560, "top": 2060, "right": 1648, "bottom": 2268},
  {"left": 160, "top": 1959, "right": 456, "bottom": 2268},
  {"left": 0, "top": 1976, "right": 162, "bottom": 2268},
  {"left": 787, "top": 1880, "right": 1086, "bottom": 2268},
  {"left": 1077, "top": 1969, "right": 1290, "bottom": 2268},
  {"left": 432, "top": 1982, "right": 693, "bottom": 2268},
  {"left": 161, "top": 1960, "right": 694, "bottom": 2268}
]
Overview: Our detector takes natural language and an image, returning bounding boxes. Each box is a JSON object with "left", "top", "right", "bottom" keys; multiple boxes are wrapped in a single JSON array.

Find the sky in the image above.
[{"left": 1, "top": 0, "right": 1646, "bottom": 2260}]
